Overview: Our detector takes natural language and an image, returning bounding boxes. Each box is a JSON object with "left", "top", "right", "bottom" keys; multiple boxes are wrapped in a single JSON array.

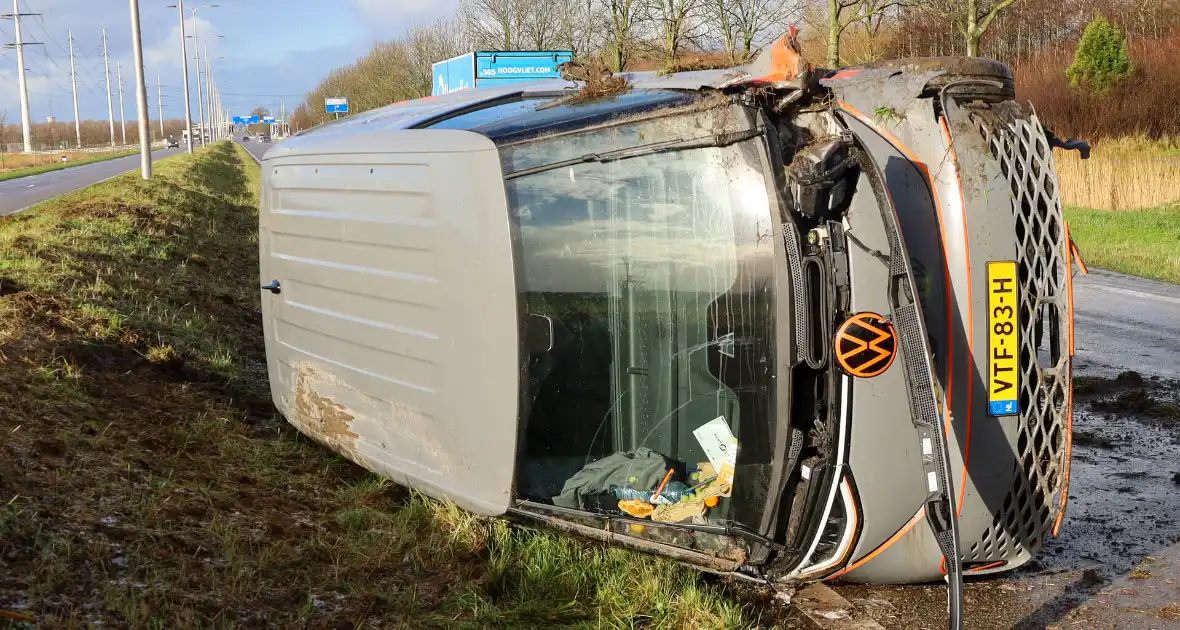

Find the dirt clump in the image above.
[
  {"left": 1073, "top": 429, "right": 1115, "bottom": 448},
  {"left": 0, "top": 275, "right": 27, "bottom": 296}
]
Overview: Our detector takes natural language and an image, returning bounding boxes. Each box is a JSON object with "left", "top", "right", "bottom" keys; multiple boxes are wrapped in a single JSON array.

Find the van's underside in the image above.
[{"left": 259, "top": 44, "right": 1074, "bottom": 629}]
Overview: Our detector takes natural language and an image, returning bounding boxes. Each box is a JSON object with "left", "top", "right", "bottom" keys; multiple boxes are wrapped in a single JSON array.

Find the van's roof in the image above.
[{"left": 291, "top": 67, "right": 752, "bottom": 139}]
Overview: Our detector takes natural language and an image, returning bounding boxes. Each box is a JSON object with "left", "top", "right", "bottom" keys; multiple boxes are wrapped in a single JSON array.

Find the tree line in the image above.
[
  {"left": 288, "top": 0, "right": 1180, "bottom": 131},
  {"left": 0, "top": 114, "right": 191, "bottom": 153}
]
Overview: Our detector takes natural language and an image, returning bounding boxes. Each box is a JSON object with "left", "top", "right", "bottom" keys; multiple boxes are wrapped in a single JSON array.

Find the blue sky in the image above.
[{"left": 0, "top": 0, "right": 458, "bottom": 123}]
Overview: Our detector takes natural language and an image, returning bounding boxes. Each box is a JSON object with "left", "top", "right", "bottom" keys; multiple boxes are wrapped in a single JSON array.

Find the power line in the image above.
[{"left": 32, "top": 14, "right": 68, "bottom": 56}]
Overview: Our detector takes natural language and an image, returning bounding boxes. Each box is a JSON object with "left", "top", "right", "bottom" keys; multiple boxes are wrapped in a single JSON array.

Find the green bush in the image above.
[{"left": 1066, "top": 16, "right": 1133, "bottom": 93}]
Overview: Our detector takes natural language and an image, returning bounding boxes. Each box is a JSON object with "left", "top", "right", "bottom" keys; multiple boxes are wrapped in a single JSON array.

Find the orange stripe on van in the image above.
[
  {"left": 838, "top": 101, "right": 956, "bottom": 441},
  {"left": 939, "top": 116, "right": 975, "bottom": 519},
  {"left": 1064, "top": 221, "right": 1077, "bottom": 358},
  {"left": 825, "top": 507, "right": 925, "bottom": 581},
  {"left": 1054, "top": 379, "right": 1074, "bottom": 537},
  {"left": 1054, "top": 221, "right": 1076, "bottom": 536}
]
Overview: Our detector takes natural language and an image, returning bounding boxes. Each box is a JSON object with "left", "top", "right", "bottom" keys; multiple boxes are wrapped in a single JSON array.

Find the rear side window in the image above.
[
  {"left": 424, "top": 98, "right": 548, "bottom": 130},
  {"left": 506, "top": 109, "right": 782, "bottom": 532}
]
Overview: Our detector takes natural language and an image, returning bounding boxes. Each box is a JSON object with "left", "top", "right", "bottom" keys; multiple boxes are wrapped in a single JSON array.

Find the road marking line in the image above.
[{"left": 1084, "top": 284, "right": 1180, "bottom": 306}]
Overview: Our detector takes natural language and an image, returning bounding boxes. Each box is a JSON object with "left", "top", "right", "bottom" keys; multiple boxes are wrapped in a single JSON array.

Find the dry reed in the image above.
[{"left": 1055, "top": 137, "right": 1180, "bottom": 210}]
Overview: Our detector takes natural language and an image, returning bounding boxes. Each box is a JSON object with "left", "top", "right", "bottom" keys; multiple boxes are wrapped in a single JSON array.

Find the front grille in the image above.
[{"left": 967, "top": 107, "right": 1071, "bottom": 564}]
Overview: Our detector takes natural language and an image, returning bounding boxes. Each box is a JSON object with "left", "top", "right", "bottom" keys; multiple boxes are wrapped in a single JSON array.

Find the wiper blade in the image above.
[
  {"left": 503, "top": 128, "right": 763, "bottom": 180},
  {"left": 853, "top": 147, "right": 965, "bottom": 630}
]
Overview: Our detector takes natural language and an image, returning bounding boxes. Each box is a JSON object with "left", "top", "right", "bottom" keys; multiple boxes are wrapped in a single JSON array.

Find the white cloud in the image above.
[
  {"left": 143, "top": 16, "right": 219, "bottom": 75},
  {"left": 354, "top": 0, "right": 459, "bottom": 26}
]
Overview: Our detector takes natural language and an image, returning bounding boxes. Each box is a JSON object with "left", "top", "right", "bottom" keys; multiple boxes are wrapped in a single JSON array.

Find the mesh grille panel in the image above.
[
  {"left": 967, "top": 108, "right": 1071, "bottom": 564},
  {"left": 784, "top": 225, "right": 807, "bottom": 364}
]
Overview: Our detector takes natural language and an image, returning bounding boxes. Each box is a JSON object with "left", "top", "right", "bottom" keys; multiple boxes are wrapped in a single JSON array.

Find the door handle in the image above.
[{"left": 261, "top": 280, "right": 282, "bottom": 295}]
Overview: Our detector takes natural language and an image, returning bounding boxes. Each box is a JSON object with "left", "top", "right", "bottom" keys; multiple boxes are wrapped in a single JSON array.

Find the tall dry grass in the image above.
[
  {"left": 0, "top": 148, "right": 136, "bottom": 172},
  {"left": 1055, "top": 137, "right": 1180, "bottom": 210}
]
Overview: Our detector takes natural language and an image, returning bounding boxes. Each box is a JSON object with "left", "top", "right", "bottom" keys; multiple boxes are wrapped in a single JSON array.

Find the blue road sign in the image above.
[
  {"left": 248, "top": 115, "right": 262, "bottom": 124},
  {"left": 263, "top": 116, "right": 276, "bottom": 124},
  {"left": 325, "top": 97, "right": 349, "bottom": 114},
  {"left": 232, "top": 116, "right": 246, "bottom": 124}
]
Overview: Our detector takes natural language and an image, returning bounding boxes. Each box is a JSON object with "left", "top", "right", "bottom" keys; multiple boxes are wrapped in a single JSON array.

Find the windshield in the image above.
[{"left": 505, "top": 106, "right": 784, "bottom": 533}]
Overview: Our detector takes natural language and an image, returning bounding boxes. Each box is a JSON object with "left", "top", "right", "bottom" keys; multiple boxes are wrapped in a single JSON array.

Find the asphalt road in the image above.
[
  {"left": 237, "top": 138, "right": 272, "bottom": 162},
  {"left": 0, "top": 147, "right": 184, "bottom": 217},
  {"left": 1073, "top": 268, "right": 1180, "bottom": 380}
]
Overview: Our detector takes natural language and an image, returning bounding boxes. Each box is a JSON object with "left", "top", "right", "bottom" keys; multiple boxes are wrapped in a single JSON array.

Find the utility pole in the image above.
[
  {"left": 168, "top": 1, "right": 194, "bottom": 152},
  {"left": 211, "top": 85, "right": 218, "bottom": 142},
  {"left": 203, "top": 41, "right": 212, "bottom": 142},
  {"left": 68, "top": 29, "right": 81, "bottom": 148},
  {"left": 2, "top": 0, "right": 44, "bottom": 153},
  {"left": 102, "top": 29, "right": 115, "bottom": 147},
  {"left": 129, "top": 0, "right": 151, "bottom": 178},
  {"left": 117, "top": 60, "right": 126, "bottom": 145},
  {"left": 157, "top": 74, "right": 164, "bottom": 137},
  {"left": 171, "top": 3, "right": 218, "bottom": 147},
  {"left": 192, "top": 31, "right": 205, "bottom": 145}
]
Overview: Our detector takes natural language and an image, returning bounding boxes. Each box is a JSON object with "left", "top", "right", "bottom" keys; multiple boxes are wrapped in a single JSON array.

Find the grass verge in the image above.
[
  {"left": 1065, "top": 203, "right": 1180, "bottom": 284},
  {"left": 0, "top": 149, "right": 152, "bottom": 183},
  {"left": 0, "top": 142, "right": 778, "bottom": 629}
]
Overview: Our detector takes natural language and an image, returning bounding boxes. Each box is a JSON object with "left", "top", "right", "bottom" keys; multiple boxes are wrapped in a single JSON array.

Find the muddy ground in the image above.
[{"left": 832, "top": 270, "right": 1180, "bottom": 629}]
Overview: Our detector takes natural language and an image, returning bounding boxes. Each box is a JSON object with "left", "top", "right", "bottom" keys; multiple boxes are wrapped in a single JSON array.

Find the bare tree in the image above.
[
  {"left": 963, "top": 0, "right": 1017, "bottom": 56},
  {"left": 644, "top": 0, "right": 708, "bottom": 69},
  {"left": 555, "top": 0, "right": 603, "bottom": 56},
  {"left": 604, "top": 0, "right": 644, "bottom": 71},
  {"left": 706, "top": 0, "right": 797, "bottom": 62},
  {"left": 405, "top": 18, "right": 472, "bottom": 97},
  {"left": 704, "top": 0, "right": 739, "bottom": 59},
  {"left": 920, "top": 0, "right": 1019, "bottom": 57},
  {"left": 824, "top": 0, "right": 909, "bottom": 67},
  {"left": 519, "top": 0, "right": 564, "bottom": 49},
  {"left": 458, "top": 0, "right": 527, "bottom": 49}
]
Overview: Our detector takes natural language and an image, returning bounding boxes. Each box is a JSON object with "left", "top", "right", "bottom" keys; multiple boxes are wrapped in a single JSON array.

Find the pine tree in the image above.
[{"left": 1066, "top": 16, "right": 1133, "bottom": 93}]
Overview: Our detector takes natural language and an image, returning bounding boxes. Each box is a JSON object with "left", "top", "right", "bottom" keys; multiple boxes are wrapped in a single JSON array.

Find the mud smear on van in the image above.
[
  {"left": 294, "top": 366, "right": 360, "bottom": 454},
  {"left": 0, "top": 143, "right": 767, "bottom": 629}
]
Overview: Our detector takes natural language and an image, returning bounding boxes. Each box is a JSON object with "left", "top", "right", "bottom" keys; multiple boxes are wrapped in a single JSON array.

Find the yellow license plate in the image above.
[{"left": 987, "top": 261, "right": 1019, "bottom": 416}]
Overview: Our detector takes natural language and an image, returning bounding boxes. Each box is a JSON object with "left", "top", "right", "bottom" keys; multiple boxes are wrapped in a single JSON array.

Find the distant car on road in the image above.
[
  {"left": 242, "top": 135, "right": 250, "bottom": 142},
  {"left": 166, "top": 136, "right": 180, "bottom": 148},
  {"left": 260, "top": 135, "right": 271, "bottom": 143}
]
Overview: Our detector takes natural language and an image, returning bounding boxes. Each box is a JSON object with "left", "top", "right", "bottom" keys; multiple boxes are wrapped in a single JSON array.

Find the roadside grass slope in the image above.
[
  {"left": 0, "top": 142, "right": 779, "bottom": 629},
  {"left": 1066, "top": 202, "right": 1180, "bottom": 285}
]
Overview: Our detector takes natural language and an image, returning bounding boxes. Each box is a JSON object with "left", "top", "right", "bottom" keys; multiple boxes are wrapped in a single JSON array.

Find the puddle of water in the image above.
[{"left": 1033, "top": 370, "right": 1180, "bottom": 576}]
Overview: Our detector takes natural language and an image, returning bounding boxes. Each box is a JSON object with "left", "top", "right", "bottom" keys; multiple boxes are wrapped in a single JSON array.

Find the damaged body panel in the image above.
[
  {"left": 260, "top": 34, "right": 1074, "bottom": 630},
  {"left": 259, "top": 130, "right": 521, "bottom": 515}
]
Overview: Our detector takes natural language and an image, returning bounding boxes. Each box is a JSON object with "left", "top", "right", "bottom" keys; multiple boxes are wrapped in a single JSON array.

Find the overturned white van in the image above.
[{"left": 258, "top": 33, "right": 1084, "bottom": 628}]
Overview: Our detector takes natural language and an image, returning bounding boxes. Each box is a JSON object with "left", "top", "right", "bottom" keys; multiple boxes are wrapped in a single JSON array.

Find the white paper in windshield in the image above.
[{"left": 693, "top": 416, "right": 738, "bottom": 496}]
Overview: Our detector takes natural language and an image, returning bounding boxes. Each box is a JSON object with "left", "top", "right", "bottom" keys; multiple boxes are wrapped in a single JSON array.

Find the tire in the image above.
[{"left": 859, "top": 56, "right": 1016, "bottom": 102}]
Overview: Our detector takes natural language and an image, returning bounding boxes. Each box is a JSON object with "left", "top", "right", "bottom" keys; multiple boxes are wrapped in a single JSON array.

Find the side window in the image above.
[{"left": 507, "top": 134, "right": 780, "bottom": 532}]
